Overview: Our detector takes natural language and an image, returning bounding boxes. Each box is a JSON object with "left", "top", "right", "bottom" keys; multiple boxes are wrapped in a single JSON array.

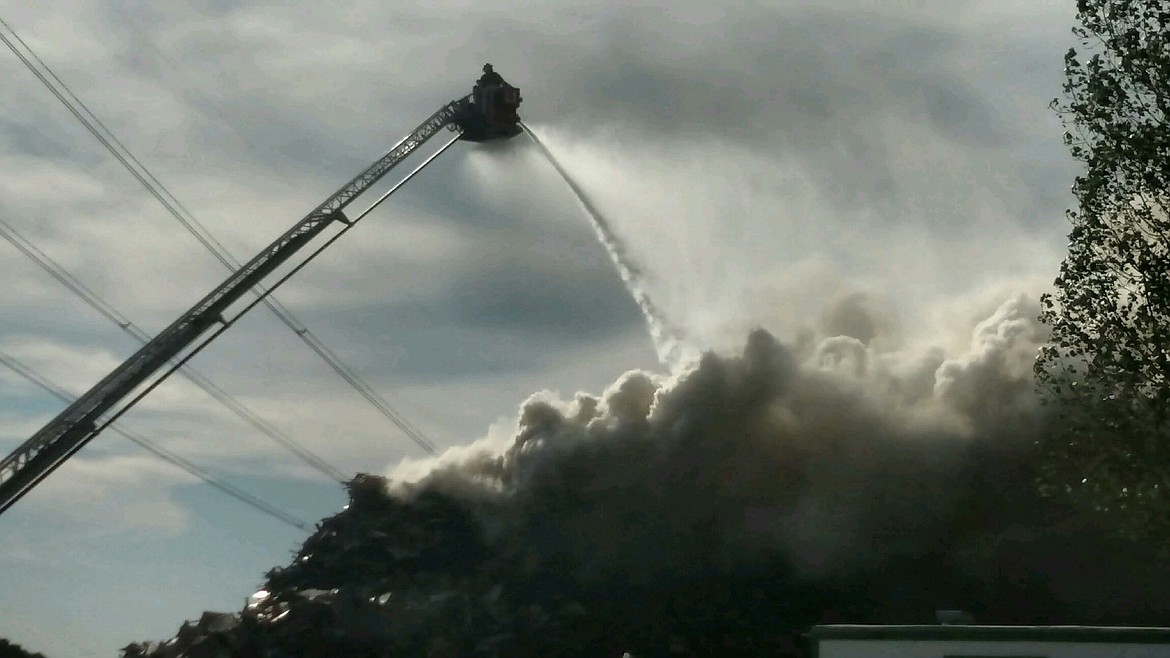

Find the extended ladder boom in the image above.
[{"left": 0, "top": 69, "right": 523, "bottom": 517}]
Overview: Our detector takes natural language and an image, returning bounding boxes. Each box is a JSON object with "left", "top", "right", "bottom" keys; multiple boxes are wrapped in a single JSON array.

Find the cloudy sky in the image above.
[{"left": 0, "top": 0, "right": 1078, "bottom": 655}]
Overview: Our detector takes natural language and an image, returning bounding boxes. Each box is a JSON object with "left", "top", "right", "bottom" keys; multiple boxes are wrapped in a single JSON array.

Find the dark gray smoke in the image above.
[
  {"left": 377, "top": 294, "right": 1165, "bottom": 642},
  {"left": 392, "top": 293, "right": 1047, "bottom": 579},
  {"left": 126, "top": 297, "right": 1170, "bottom": 657}
]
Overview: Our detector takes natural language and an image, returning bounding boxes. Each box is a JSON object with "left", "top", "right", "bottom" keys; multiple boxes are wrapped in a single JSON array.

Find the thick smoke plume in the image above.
[
  {"left": 392, "top": 293, "right": 1048, "bottom": 580},
  {"left": 128, "top": 296, "right": 1170, "bottom": 657},
  {"left": 386, "top": 292, "right": 1170, "bottom": 619}
]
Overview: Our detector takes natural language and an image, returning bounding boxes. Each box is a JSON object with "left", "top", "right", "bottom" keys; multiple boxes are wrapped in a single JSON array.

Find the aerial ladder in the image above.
[{"left": 0, "top": 66, "right": 524, "bottom": 517}]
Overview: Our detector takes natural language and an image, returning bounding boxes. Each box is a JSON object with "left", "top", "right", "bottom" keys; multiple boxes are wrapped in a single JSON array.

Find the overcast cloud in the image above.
[{"left": 0, "top": 0, "right": 1078, "bottom": 655}]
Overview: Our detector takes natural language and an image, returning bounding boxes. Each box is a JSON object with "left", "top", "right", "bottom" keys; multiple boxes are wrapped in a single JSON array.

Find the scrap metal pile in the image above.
[
  {"left": 119, "top": 474, "right": 808, "bottom": 657},
  {"left": 119, "top": 461, "right": 1170, "bottom": 658},
  {"left": 121, "top": 475, "right": 515, "bottom": 657}
]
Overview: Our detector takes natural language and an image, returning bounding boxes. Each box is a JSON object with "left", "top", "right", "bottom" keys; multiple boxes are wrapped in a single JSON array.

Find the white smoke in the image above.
[{"left": 497, "top": 122, "right": 1064, "bottom": 363}]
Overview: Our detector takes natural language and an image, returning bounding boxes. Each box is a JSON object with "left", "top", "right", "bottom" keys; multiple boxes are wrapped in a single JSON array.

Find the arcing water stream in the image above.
[{"left": 520, "top": 122, "right": 698, "bottom": 370}]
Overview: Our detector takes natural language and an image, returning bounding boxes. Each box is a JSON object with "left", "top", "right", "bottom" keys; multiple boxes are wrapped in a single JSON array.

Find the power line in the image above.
[
  {"left": 90, "top": 137, "right": 463, "bottom": 464},
  {"left": 0, "top": 216, "right": 349, "bottom": 482},
  {"left": 0, "top": 350, "right": 309, "bottom": 531},
  {"left": 72, "top": 136, "right": 463, "bottom": 475},
  {"left": 0, "top": 14, "right": 438, "bottom": 455},
  {"left": 44, "top": 136, "right": 463, "bottom": 498}
]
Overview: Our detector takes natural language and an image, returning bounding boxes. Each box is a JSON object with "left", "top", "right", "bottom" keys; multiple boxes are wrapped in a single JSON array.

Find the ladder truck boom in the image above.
[{"left": 0, "top": 67, "right": 523, "bottom": 517}]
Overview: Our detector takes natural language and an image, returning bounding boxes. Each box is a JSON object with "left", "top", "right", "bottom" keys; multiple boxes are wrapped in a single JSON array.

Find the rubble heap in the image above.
[
  {"left": 123, "top": 475, "right": 500, "bottom": 657},
  {"left": 120, "top": 470, "right": 1170, "bottom": 658},
  {"left": 121, "top": 474, "right": 816, "bottom": 657}
]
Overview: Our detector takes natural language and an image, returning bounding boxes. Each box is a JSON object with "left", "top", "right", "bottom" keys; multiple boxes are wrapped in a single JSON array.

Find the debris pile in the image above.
[
  {"left": 122, "top": 473, "right": 815, "bottom": 657},
  {"left": 120, "top": 613, "right": 238, "bottom": 658},
  {"left": 121, "top": 475, "right": 505, "bottom": 657}
]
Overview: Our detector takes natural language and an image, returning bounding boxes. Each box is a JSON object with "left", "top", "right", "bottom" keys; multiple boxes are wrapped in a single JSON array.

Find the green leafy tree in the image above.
[{"left": 1035, "top": 0, "right": 1170, "bottom": 537}]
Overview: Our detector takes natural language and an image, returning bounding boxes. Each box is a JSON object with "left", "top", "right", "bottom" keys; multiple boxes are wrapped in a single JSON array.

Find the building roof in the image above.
[{"left": 807, "top": 625, "right": 1170, "bottom": 644}]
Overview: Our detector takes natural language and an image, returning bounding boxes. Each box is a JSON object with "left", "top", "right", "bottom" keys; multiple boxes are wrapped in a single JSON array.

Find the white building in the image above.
[{"left": 807, "top": 624, "right": 1170, "bottom": 658}]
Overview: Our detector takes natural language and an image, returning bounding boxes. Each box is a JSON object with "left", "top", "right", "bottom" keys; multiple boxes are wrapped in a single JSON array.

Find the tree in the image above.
[
  {"left": 0, "top": 638, "right": 48, "bottom": 658},
  {"left": 1035, "top": 0, "right": 1170, "bottom": 539}
]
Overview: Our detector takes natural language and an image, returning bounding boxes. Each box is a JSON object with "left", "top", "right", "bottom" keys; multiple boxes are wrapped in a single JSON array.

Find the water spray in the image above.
[{"left": 520, "top": 122, "right": 698, "bottom": 370}]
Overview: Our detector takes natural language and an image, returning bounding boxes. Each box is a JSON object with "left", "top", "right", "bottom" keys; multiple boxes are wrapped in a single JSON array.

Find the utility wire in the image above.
[
  {"left": 0, "top": 351, "right": 309, "bottom": 531},
  {"left": 0, "top": 15, "right": 438, "bottom": 455},
  {"left": 75, "top": 136, "right": 462, "bottom": 470},
  {"left": 0, "top": 217, "right": 348, "bottom": 482}
]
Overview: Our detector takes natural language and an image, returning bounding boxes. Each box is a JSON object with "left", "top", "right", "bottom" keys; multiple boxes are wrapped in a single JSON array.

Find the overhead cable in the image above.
[
  {"left": 0, "top": 15, "right": 437, "bottom": 455},
  {"left": 0, "top": 217, "right": 349, "bottom": 482},
  {"left": 56, "top": 136, "right": 463, "bottom": 480},
  {"left": 0, "top": 350, "right": 309, "bottom": 531}
]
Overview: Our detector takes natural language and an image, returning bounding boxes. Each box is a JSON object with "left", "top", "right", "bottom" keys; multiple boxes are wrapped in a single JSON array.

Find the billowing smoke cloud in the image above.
[
  {"left": 376, "top": 292, "right": 1168, "bottom": 636},
  {"left": 129, "top": 293, "right": 1170, "bottom": 657},
  {"left": 391, "top": 293, "right": 1046, "bottom": 580}
]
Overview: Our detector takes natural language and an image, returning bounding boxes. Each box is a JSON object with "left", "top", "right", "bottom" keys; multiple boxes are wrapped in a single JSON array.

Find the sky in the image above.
[{"left": 0, "top": 0, "right": 1080, "bottom": 656}]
